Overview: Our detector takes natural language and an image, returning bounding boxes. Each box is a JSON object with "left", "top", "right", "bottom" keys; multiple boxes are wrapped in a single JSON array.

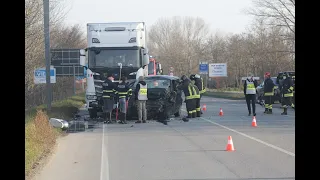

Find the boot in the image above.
[
  {"left": 266, "top": 109, "right": 272, "bottom": 114},
  {"left": 196, "top": 111, "right": 201, "bottom": 117},
  {"left": 192, "top": 112, "right": 196, "bottom": 118},
  {"left": 135, "top": 120, "right": 142, "bottom": 123},
  {"left": 263, "top": 108, "right": 268, "bottom": 113},
  {"left": 142, "top": 120, "right": 146, "bottom": 123},
  {"left": 281, "top": 108, "right": 287, "bottom": 115}
]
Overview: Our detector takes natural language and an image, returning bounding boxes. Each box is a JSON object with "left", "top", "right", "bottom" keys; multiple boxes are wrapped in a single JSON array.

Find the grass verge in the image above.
[
  {"left": 25, "top": 93, "right": 85, "bottom": 176},
  {"left": 203, "top": 91, "right": 245, "bottom": 100}
]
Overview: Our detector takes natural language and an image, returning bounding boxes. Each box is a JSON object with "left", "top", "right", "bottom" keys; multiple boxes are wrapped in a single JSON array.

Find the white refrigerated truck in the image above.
[{"left": 79, "top": 22, "right": 149, "bottom": 118}]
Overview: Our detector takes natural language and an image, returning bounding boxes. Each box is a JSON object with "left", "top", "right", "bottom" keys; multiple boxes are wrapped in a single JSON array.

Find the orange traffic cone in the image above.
[
  {"left": 202, "top": 104, "right": 207, "bottom": 111},
  {"left": 252, "top": 116, "right": 257, "bottom": 127},
  {"left": 226, "top": 136, "right": 235, "bottom": 151},
  {"left": 219, "top": 108, "right": 224, "bottom": 116}
]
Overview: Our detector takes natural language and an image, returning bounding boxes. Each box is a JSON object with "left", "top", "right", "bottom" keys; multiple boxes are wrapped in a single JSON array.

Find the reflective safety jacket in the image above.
[
  {"left": 194, "top": 78, "right": 206, "bottom": 94},
  {"left": 263, "top": 78, "right": 275, "bottom": 96},
  {"left": 191, "top": 84, "right": 200, "bottom": 99},
  {"left": 182, "top": 83, "right": 194, "bottom": 100},
  {"left": 282, "top": 77, "right": 294, "bottom": 97},
  {"left": 137, "top": 83, "right": 148, "bottom": 100},
  {"left": 102, "top": 79, "right": 117, "bottom": 99},
  {"left": 116, "top": 81, "right": 132, "bottom": 100},
  {"left": 244, "top": 79, "right": 257, "bottom": 95}
]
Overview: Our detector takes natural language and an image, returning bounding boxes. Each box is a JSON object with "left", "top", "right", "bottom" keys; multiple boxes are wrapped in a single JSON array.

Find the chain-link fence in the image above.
[{"left": 25, "top": 77, "right": 86, "bottom": 110}]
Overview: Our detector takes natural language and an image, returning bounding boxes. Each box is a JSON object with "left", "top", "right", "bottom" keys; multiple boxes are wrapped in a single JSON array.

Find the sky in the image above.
[{"left": 63, "top": 0, "right": 254, "bottom": 35}]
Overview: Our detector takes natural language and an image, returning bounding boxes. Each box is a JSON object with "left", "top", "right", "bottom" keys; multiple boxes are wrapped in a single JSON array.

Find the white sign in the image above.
[
  {"left": 34, "top": 68, "right": 56, "bottom": 84},
  {"left": 209, "top": 63, "right": 227, "bottom": 77}
]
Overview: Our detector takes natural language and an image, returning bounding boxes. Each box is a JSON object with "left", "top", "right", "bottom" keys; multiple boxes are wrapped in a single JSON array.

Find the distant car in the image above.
[
  {"left": 127, "top": 75, "right": 183, "bottom": 120},
  {"left": 256, "top": 77, "right": 281, "bottom": 104}
]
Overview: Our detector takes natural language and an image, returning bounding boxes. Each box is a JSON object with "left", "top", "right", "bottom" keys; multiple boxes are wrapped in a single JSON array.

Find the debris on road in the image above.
[{"left": 49, "top": 118, "right": 69, "bottom": 130}]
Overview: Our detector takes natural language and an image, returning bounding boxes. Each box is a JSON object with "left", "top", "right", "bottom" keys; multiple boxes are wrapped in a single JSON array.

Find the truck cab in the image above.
[{"left": 79, "top": 22, "right": 150, "bottom": 118}]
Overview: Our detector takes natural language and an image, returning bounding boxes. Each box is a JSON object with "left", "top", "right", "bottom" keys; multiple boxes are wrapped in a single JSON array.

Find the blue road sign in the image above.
[
  {"left": 34, "top": 68, "right": 56, "bottom": 84},
  {"left": 199, "top": 64, "right": 208, "bottom": 74}
]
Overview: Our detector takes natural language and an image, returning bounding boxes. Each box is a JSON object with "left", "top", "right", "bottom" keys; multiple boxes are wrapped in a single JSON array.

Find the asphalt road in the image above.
[{"left": 34, "top": 96, "right": 295, "bottom": 180}]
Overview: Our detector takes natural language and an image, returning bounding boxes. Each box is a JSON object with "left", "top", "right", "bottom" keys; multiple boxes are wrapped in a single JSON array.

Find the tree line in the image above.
[
  {"left": 25, "top": 0, "right": 86, "bottom": 108},
  {"left": 25, "top": 0, "right": 295, "bottom": 108},
  {"left": 148, "top": 0, "right": 295, "bottom": 88}
]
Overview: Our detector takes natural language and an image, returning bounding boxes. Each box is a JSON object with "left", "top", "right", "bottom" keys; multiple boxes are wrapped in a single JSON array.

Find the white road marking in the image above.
[
  {"left": 100, "top": 123, "right": 110, "bottom": 180},
  {"left": 181, "top": 109, "right": 295, "bottom": 157},
  {"left": 201, "top": 117, "right": 295, "bottom": 157}
]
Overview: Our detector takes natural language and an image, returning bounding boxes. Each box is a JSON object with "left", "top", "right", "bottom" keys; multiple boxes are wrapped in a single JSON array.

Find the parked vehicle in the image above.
[{"left": 127, "top": 75, "right": 183, "bottom": 120}]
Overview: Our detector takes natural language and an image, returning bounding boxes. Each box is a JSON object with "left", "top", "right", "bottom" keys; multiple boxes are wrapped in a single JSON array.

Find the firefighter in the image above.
[
  {"left": 244, "top": 74, "right": 258, "bottom": 116},
  {"left": 281, "top": 72, "right": 294, "bottom": 115},
  {"left": 263, "top": 72, "right": 275, "bottom": 114},
  {"left": 134, "top": 76, "right": 148, "bottom": 123},
  {"left": 102, "top": 74, "right": 117, "bottom": 123},
  {"left": 190, "top": 74, "right": 206, "bottom": 114},
  {"left": 191, "top": 83, "right": 201, "bottom": 117},
  {"left": 179, "top": 75, "right": 195, "bottom": 120},
  {"left": 116, "top": 76, "right": 132, "bottom": 124}
]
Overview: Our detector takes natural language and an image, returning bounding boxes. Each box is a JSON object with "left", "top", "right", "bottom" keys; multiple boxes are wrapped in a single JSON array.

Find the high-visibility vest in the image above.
[
  {"left": 246, "top": 80, "right": 256, "bottom": 95},
  {"left": 138, "top": 84, "right": 148, "bottom": 100}
]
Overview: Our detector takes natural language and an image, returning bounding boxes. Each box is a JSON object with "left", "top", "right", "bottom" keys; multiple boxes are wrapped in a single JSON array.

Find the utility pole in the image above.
[{"left": 43, "top": 0, "right": 52, "bottom": 111}]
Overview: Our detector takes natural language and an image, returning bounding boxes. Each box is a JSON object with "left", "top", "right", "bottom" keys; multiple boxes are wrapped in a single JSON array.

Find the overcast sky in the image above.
[{"left": 64, "top": 0, "right": 254, "bottom": 35}]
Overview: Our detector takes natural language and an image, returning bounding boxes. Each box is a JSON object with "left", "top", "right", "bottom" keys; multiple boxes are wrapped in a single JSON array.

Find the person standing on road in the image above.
[
  {"left": 179, "top": 75, "right": 195, "bottom": 120},
  {"left": 244, "top": 74, "right": 258, "bottom": 116},
  {"left": 102, "top": 74, "right": 117, "bottom": 123},
  {"left": 116, "top": 76, "right": 132, "bottom": 124},
  {"left": 263, "top": 72, "right": 275, "bottom": 114},
  {"left": 281, "top": 72, "right": 294, "bottom": 115},
  {"left": 135, "top": 76, "right": 148, "bottom": 123},
  {"left": 191, "top": 83, "right": 201, "bottom": 117},
  {"left": 190, "top": 74, "right": 206, "bottom": 114}
]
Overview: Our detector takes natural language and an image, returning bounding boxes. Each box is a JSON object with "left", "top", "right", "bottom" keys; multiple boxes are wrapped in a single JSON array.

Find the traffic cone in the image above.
[
  {"left": 202, "top": 104, "right": 207, "bottom": 111},
  {"left": 219, "top": 108, "right": 224, "bottom": 116},
  {"left": 251, "top": 116, "right": 257, "bottom": 127},
  {"left": 226, "top": 136, "right": 235, "bottom": 151}
]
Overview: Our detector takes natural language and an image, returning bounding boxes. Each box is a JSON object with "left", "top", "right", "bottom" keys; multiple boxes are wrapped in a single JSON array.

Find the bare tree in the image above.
[{"left": 148, "top": 16, "right": 209, "bottom": 76}]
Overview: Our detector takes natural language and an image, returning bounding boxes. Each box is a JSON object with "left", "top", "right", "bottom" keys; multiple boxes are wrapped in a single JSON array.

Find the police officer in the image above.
[
  {"left": 116, "top": 76, "right": 132, "bottom": 124},
  {"left": 102, "top": 74, "right": 117, "bottom": 123},
  {"left": 191, "top": 83, "right": 201, "bottom": 117},
  {"left": 281, "top": 72, "right": 294, "bottom": 115},
  {"left": 134, "top": 76, "right": 148, "bottom": 123},
  {"left": 244, "top": 74, "right": 258, "bottom": 116},
  {"left": 180, "top": 75, "right": 194, "bottom": 119},
  {"left": 190, "top": 74, "right": 206, "bottom": 114},
  {"left": 263, "top": 72, "right": 275, "bottom": 114}
]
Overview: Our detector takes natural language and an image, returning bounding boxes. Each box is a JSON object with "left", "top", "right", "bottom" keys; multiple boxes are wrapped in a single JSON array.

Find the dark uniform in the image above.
[
  {"left": 190, "top": 74, "right": 206, "bottom": 114},
  {"left": 244, "top": 76, "right": 258, "bottom": 116},
  {"left": 191, "top": 84, "right": 201, "bottom": 117},
  {"left": 116, "top": 77, "right": 132, "bottom": 124},
  {"left": 179, "top": 76, "right": 194, "bottom": 118},
  {"left": 281, "top": 72, "right": 294, "bottom": 115},
  {"left": 102, "top": 75, "right": 117, "bottom": 123},
  {"left": 263, "top": 72, "right": 275, "bottom": 114}
]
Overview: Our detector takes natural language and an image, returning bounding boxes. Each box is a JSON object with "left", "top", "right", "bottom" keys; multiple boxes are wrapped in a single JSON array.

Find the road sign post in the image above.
[
  {"left": 43, "top": 0, "right": 51, "bottom": 111},
  {"left": 34, "top": 68, "right": 56, "bottom": 84},
  {"left": 208, "top": 63, "right": 227, "bottom": 89}
]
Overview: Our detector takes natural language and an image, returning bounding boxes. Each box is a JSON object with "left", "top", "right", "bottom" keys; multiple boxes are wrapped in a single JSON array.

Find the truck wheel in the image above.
[{"left": 89, "top": 109, "right": 97, "bottom": 119}]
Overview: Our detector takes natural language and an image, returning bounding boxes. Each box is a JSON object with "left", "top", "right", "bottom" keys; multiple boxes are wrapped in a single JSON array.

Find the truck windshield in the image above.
[
  {"left": 148, "top": 61, "right": 155, "bottom": 75},
  {"left": 88, "top": 49, "right": 140, "bottom": 68}
]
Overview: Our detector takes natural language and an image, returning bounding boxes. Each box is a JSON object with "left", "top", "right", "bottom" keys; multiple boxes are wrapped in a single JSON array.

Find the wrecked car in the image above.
[{"left": 127, "top": 75, "right": 183, "bottom": 120}]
